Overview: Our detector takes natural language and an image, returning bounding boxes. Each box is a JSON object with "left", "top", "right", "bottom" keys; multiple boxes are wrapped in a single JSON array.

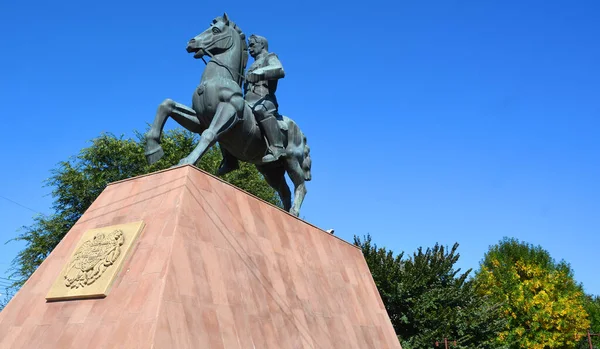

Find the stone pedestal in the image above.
[{"left": 0, "top": 165, "right": 401, "bottom": 348}]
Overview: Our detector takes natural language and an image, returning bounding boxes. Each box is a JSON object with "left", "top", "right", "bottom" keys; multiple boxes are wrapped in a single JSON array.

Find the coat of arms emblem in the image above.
[{"left": 63, "top": 229, "right": 125, "bottom": 289}]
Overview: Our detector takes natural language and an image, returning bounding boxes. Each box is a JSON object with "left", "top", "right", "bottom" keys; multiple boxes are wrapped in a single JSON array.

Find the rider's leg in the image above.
[{"left": 255, "top": 102, "right": 286, "bottom": 163}]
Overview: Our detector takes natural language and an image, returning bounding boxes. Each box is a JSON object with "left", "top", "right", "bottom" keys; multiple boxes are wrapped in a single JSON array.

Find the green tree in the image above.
[
  {"left": 578, "top": 295, "right": 600, "bottom": 349},
  {"left": 4, "top": 129, "right": 281, "bottom": 298},
  {"left": 584, "top": 295, "right": 600, "bottom": 335},
  {"left": 354, "top": 234, "right": 503, "bottom": 349},
  {"left": 474, "top": 237, "right": 590, "bottom": 349},
  {"left": 0, "top": 286, "right": 14, "bottom": 311}
]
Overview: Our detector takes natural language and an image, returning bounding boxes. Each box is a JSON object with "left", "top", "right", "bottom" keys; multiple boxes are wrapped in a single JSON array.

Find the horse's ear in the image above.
[{"left": 222, "top": 12, "right": 230, "bottom": 25}]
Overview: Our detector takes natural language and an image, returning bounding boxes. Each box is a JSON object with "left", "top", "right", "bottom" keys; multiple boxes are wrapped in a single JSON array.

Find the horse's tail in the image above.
[{"left": 302, "top": 135, "right": 312, "bottom": 181}]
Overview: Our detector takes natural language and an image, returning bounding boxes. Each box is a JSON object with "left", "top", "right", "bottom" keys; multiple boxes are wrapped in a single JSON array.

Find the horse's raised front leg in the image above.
[
  {"left": 285, "top": 158, "right": 308, "bottom": 217},
  {"left": 177, "top": 102, "right": 237, "bottom": 166},
  {"left": 145, "top": 99, "right": 201, "bottom": 164}
]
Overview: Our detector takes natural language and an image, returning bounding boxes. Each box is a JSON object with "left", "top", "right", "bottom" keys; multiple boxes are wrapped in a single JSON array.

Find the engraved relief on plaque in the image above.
[
  {"left": 64, "top": 229, "right": 125, "bottom": 289},
  {"left": 46, "top": 221, "right": 145, "bottom": 301}
]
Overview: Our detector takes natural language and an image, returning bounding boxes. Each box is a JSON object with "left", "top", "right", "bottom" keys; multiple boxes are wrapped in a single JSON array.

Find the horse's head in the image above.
[{"left": 186, "top": 13, "right": 239, "bottom": 59}]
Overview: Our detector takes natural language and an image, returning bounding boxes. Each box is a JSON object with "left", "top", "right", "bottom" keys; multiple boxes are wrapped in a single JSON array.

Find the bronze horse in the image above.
[{"left": 144, "top": 13, "right": 312, "bottom": 216}]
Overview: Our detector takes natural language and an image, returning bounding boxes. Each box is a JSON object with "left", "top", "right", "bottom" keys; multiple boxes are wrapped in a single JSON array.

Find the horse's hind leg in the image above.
[
  {"left": 217, "top": 146, "right": 239, "bottom": 176},
  {"left": 285, "top": 158, "right": 307, "bottom": 217},
  {"left": 145, "top": 99, "right": 201, "bottom": 164},
  {"left": 256, "top": 164, "right": 292, "bottom": 211}
]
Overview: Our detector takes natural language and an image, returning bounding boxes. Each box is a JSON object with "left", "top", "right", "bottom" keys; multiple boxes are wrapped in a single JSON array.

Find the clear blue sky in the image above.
[{"left": 1, "top": 0, "right": 599, "bottom": 297}]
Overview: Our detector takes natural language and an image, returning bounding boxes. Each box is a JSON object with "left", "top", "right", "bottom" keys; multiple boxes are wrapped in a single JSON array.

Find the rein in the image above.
[{"left": 200, "top": 48, "right": 246, "bottom": 84}]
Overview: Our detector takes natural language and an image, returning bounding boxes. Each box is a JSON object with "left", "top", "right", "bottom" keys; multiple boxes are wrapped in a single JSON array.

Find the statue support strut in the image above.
[{"left": 144, "top": 13, "right": 312, "bottom": 217}]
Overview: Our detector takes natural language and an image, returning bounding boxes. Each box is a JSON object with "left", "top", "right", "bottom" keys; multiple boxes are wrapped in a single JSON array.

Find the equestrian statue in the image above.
[{"left": 143, "top": 13, "right": 312, "bottom": 217}]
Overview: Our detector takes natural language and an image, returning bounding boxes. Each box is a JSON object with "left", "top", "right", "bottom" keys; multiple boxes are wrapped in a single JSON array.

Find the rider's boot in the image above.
[{"left": 260, "top": 116, "right": 286, "bottom": 163}]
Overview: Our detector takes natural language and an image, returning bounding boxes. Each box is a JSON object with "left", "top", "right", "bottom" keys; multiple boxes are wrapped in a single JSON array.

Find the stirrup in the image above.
[{"left": 262, "top": 147, "right": 286, "bottom": 163}]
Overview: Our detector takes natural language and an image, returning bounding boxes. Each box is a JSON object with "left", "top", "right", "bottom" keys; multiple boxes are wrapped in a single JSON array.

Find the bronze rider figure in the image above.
[
  {"left": 216, "top": 34, "right": 287, "bottom": 175},
  {"left": 245, "top": 34, "right": 286, "bottom": 163}
]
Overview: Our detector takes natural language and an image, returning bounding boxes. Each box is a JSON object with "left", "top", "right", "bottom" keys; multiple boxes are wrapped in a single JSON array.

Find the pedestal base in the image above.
[{"left": 0, "top": 165, "right": 401, "bottom": 348}]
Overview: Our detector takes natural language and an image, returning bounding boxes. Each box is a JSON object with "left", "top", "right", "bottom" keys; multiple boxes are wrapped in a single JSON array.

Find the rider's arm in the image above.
[{"left": 256, "top": 53, "right": 285, "bottom": 80}]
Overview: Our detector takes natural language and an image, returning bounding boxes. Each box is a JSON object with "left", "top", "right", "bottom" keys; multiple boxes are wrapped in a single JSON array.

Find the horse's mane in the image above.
[{"left": 214, "top": 15, "right": 248, "bottom": 84}]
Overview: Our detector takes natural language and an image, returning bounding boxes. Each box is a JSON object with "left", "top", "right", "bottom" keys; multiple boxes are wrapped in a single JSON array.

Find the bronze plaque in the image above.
[{"left": 46, "top": 221, "right": 145, "bottom": 301}]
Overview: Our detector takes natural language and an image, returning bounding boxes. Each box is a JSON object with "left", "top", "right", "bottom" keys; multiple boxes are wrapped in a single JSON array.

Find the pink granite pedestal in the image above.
[{"left": 0, "top": 165, "right": 401, "bottom": 348}]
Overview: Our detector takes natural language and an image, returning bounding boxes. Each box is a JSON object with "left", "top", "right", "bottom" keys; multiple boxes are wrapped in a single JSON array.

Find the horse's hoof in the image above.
[
  {"left": 170, "top": 161, "right": 189, "bottom": 169},
  {"left": 217, "top": 161, "right": 239, "bottom": 176},
  {"left": 176, "top": 158, "right": 194, "bottom": 167},
  {"left": 145, "top": 146, "right": 164, "bottom": 165}
]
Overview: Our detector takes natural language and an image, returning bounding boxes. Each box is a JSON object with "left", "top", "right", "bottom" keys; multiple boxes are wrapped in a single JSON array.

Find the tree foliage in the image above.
[
  {"left": 5, "top": 129, "right": 281, "bottom": 293},
  {"left": 0, "top": 285, "right": 14, "bottom": 311},
  {"left": 578, "top": 295, "right": 600, "bottom": 348},
  {"left": 354, "top": 234, "right": 503, "bottom": 349},
  {"left": 475, "top": 237, "right": 590, "bottom": 349},
  {"left": 583, "top": 295, "right": 600, "bottom": 335}
]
